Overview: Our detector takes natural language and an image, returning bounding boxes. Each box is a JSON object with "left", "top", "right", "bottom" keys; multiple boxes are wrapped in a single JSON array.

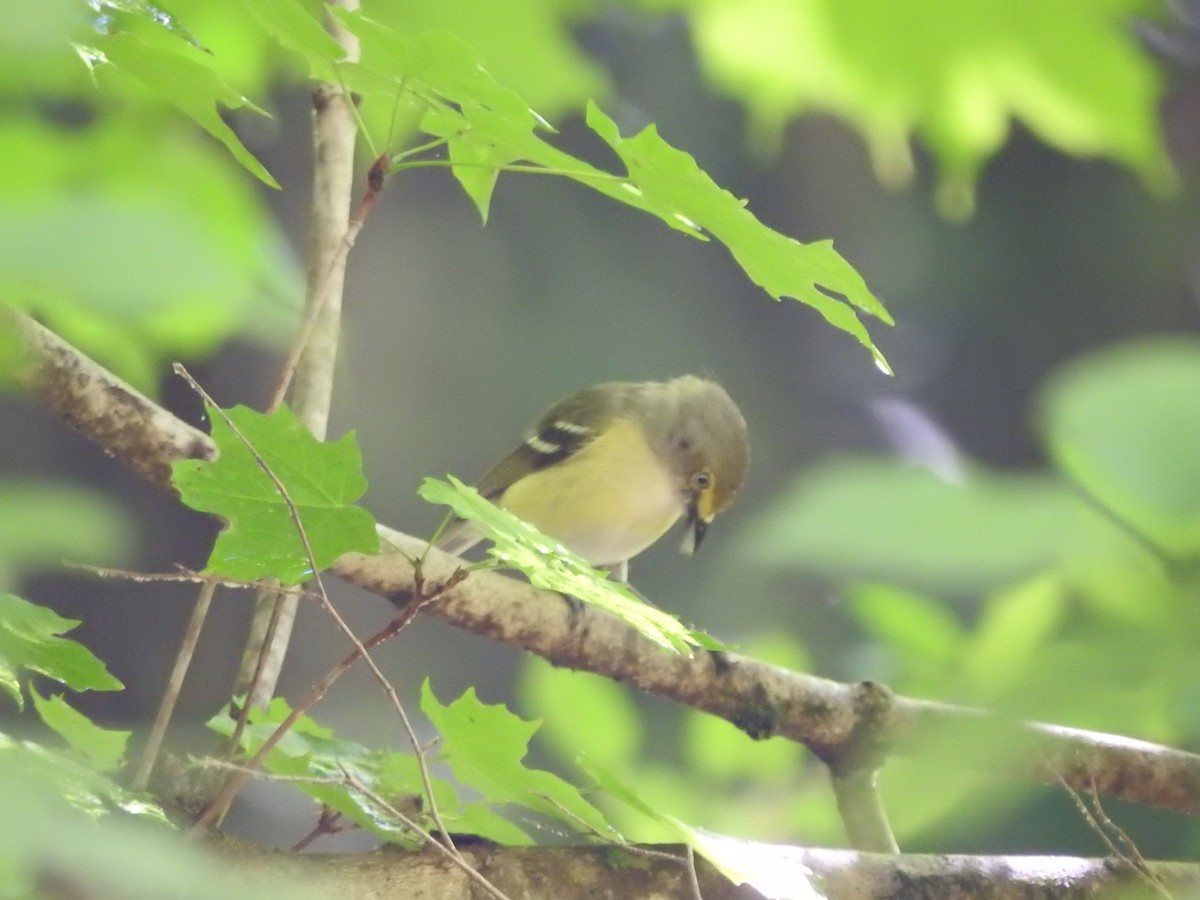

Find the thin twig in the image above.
[
  {"left": 187, "top": 569, "right": 466, "bottom": 836},
  {"left": 1055, "top": 772, "right": 1173, "bottom": 898},
  {"left": 69, "top": 563, "right": 320, "bottom": 600},
  {"left": 684, "top": 843, "right": 704, "bottom": 900},
  {"left": 292, "top": 807, "right": 352, "bottom": 852},
  {"left": 201, "top": 759, "right": 509, "bottom": 900},
  {"left": 339, "top": 768, "right": 514, "bottom": 900},
  {"left": 265, "top": 152, "right": 386, "bottom": 412},
  {"left": 131, "top": 580, "right": 217, "bottom": 791}
]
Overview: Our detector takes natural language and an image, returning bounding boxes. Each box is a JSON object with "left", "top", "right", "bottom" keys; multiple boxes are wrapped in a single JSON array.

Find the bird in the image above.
[{"left": 437, "top": 376, "right": 750, "bottom": 582}]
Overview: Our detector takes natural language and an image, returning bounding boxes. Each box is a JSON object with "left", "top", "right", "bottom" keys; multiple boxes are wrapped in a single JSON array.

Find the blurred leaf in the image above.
[
  {"left": 1039, "top": 338, "right": 1200, "bottom": 559},
  {"left": 30, "top": 688, "right": 130, "bottom": 773},
  {"left": 422, "top": 680, "right": 615, "bottom": 838},
  {"left": 243, "top": 0, "right": 344, "bottom": 81},
  {"left": 173, "top": 404, "right": 380, "bottom": 586},
  {"left": 0, "top": 594, "right": 123, "bottom": 710},
  {"left": 683, "top": 633, "right": 807, "bottom": 779},
  {"left": 960, "top": 574, "right": 1067, "bottom": 702},
  {"left": 848, "top": 583, "right": 964, "bottom": 689},
  {"left": 0, "top": 116, "right": 300, "bottom": 391},
  {"left": 519, "top": 655, "right": 643, "bottom": 771},
  {"left": 748, "top": 458, "right": 1148, "bottom": 593},
  {"left": 581, "top": 757, "right": 823, "bottom": 899},
  {"left": 0, "top": 737, "right": 311, "bottom": 898},
  {"left": 0, "top": 734, "right": 167, "bottom": 823},
  {"left": 684, "top": 712, "right": 804, "bottom": 782},
  {"left": 370, "top": 0, "right": 609, "bottom": 119},
  {"left": 689, "top": 0, "right": 1173, "bottom": 216},
  {"left": 420, "top": 476, "right": 699, "bottom": 653},
  {"left": 85, "top": 29, "right": 277, "bottom": 186},
  {"left": 0, "top": 481, "right": 133, "bottom": 589}
]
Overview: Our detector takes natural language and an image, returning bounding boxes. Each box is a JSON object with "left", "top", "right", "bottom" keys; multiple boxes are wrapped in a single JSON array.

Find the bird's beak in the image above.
[{"left": 679, "top": 494, "right": 711, "bottom": 557}]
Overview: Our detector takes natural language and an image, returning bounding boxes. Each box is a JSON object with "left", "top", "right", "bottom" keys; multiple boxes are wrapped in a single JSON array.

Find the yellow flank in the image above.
[{"left": 500, "top": 417, "right": 683, "bottom": 566}]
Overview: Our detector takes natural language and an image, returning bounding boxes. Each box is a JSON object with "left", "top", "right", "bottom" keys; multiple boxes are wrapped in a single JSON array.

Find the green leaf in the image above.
[
  {"left": 961, "top": 574, "right": 1067, "bottom": 703},
  {"left": 368, "top": 0, "right": 609, "bottom": 120},
  {"left": 420, "top": 476, "right": 697, "bottom": 653},
  {"left": 585, "top": 102, "right": 891, "bottom": 370},
  {"left": 242, "top": 0, "right": 345, "bottom": 81},
  {"left": 337, "top": 18, "right": 886, "bottom": 364},
  {"left": 0, "top": 734, "right": 167, "bottom": 823},
  {"left": 172, "top": 404, "right": 379, "bottom": 587},
  {"left": 747, "top": 458, "right": 1153, "bottom": 594},
  {"left": 0, "top": 594, "right": 123, "bottom": 709},
  {"left": 0, "top": 115, "right": 301, "bottom": 392},
  {"left": 682, "top": 634, "right": 808, "bottom": 780},
  {"left": 848, "top": 583, "right": 964, "bottom": 687},
  {"left": 518, "top": 655, "right": 643, "bottom": 771},
  {"left": 86, "top": 31, "right": 278, "bottom": 187},
  {"left": 689, "top": 0, "right": 1173, "bottom": 217},
  {"left": 208, "top": 698, "right": 528, "bottom": 846},
  {"left": 1039, "top": 338, "right": 1200, "bottom": 559},
  {"left": 0, "top": 736, "right": 316, "bottom": 899},
  {"left": 30, "top": 688, "right": 130, "bottom": 773},
  {"left": 422, "top": 680, "right": 615, "bottom": 838}
]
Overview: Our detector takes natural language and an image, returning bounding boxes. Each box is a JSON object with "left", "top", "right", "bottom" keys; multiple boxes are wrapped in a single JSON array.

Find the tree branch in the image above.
[
  {"left": 214, "top": 840, "right": 1200, "bottom": 899},
  {"left": 9, "top": 304, "right": 1200, "bottom": 823}
]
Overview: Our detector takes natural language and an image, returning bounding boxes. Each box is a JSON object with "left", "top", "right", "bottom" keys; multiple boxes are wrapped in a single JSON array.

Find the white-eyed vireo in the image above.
[{"left": 438, "top": 376, "right": 750, "bottom": 581}]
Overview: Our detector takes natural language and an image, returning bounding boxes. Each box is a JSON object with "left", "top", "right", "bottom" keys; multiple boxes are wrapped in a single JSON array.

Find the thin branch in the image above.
[
  {"left": 68, "top": 563, "right": 322, "bottom": 599},
  {"left": 684, "top": 844, "right": 703, "bottom": 900},
  {"left": 1056, "top": 772, "right": 1174, "bottom": 899},
  {"left": 131, "top": 580, "right": 217, "bottom": 791},
  {"left": 829, "top": 769, "right": 899, "bottom": 854},
  {"left": 199, "top": 761, "right": 511, "bottom": 900},
  {"left": 235, "top": 0, "right": 364, "bottom": 719},
  {"left": 339, "top": 769, "right": 513, "bottom": 900}
]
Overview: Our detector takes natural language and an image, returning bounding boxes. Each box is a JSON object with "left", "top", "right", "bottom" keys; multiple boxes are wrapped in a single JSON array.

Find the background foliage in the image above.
[{"left": 2, "top": 0, "right": 1199, "bottom": 892}]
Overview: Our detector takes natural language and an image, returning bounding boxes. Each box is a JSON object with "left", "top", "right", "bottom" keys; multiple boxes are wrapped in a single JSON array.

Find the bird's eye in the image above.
[{"left": 691, "top": 470, "right": 713, "bottom": 491}]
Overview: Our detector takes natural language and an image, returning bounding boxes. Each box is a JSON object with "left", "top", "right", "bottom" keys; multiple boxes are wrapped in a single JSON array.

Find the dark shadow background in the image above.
[{"left": 5, "top": 9, "right": 1200, "bottom": 856}]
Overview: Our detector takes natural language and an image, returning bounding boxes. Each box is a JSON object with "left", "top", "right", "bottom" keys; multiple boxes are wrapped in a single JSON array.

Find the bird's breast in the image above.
[{"left": 499, "top": 418, "right": 683, "bottom": 566}]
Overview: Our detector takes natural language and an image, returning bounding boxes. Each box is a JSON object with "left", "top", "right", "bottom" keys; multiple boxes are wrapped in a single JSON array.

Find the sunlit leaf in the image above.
[
  {"left": 336, "top": 18, "right": 887, "bottom": 363},
  {"left": 689, "top": 0, "right": 1173, "bottom": 216},
  {"left": 420, "top": 476, "right": 698, "bottom": 653}
]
